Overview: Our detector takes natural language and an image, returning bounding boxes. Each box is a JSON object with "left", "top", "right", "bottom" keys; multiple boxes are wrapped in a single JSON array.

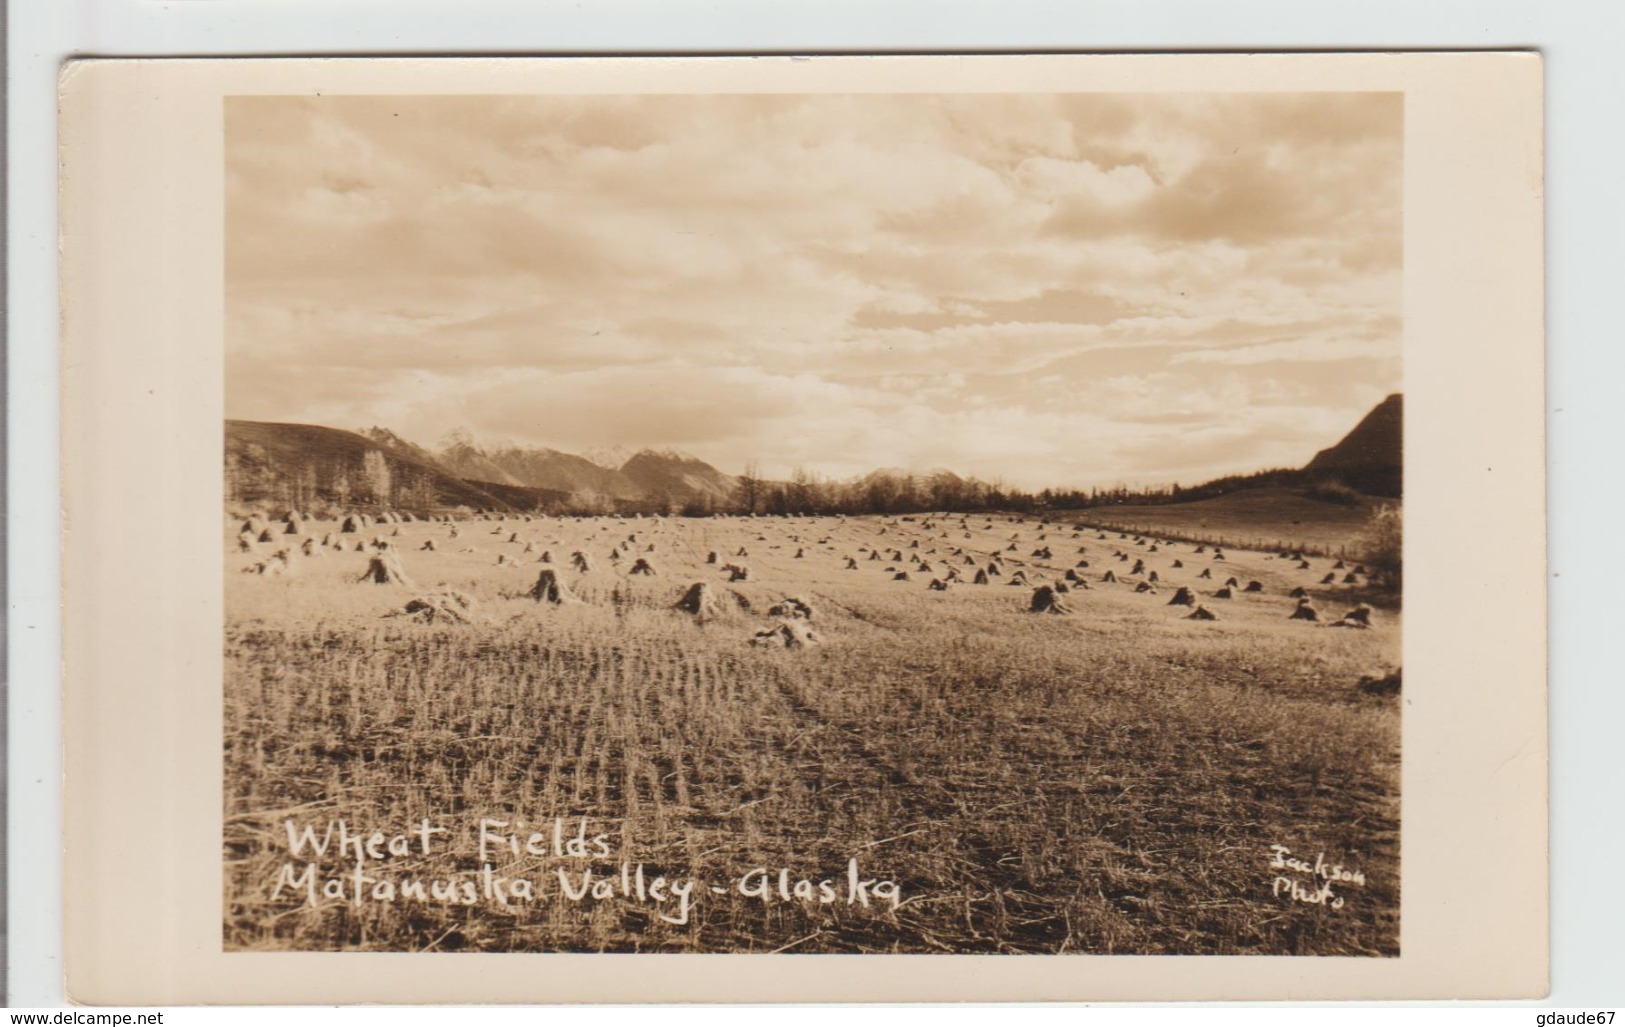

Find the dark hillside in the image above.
[
  {"left": 1304, "top": 393, "right": 1402, "bottom": 498},
  {"left": 226, "top": 420, "right": 522, "bottom": 514}
]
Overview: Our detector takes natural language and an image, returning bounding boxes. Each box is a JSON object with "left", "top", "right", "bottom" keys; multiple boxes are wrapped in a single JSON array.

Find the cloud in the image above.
[
  {"left": 1171, "top": 336, "right": 1398, "bottom": 367},
  {"left": 225, "top": 92, "right": 1403, "bottom": 489}
]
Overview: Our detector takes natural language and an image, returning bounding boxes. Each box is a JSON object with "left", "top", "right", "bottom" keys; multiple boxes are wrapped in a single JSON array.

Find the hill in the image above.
[
  {"left": 226, "top": 420, "right": 533, "bottom": 515},
  {"left": 1305, "top": 393, "right": 1402, "bottom": 497},
  {"left": 457, "top": 478, "right": 575, "bottom": 513},
  {"left": 1072, "top": 394, "right": 1403, "bottom": 515}
]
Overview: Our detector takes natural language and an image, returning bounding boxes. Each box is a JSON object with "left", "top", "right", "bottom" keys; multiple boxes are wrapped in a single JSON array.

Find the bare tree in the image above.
[
  {"left": 787, "top": 466, "right": 817, "bottom": 514},
  {"left": 734, "top": 459, "right": 764, "bottom": 514},
  {"left": 567, "top": 488, "right": 613, "bottom": 516},
  {"left": 360, "top": 449, "right": 393, "bottom": 506}
]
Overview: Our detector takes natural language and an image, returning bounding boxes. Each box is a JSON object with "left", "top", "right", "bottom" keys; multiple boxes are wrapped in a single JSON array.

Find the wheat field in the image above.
[{"left": 224, "top": 510, "right": 1400, "bottom": 955}]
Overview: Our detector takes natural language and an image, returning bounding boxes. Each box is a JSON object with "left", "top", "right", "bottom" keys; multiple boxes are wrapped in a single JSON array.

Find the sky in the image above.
[{"left": 225, "top": 92, "right": 1401, "bottom": 490}]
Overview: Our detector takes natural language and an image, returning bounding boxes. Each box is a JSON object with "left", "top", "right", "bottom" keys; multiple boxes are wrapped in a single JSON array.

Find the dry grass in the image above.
[
  {"left": 225, "top": 512, "right": 1400, "bottom": 955},
  {"left": 1082, "top": 487, "right": 1389, "bottom": 555}
]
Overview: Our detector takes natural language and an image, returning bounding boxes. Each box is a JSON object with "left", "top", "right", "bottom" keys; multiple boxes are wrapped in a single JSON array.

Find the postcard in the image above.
[{"left": 59, "top": 53, "right": 1545, "bottom": 1003}]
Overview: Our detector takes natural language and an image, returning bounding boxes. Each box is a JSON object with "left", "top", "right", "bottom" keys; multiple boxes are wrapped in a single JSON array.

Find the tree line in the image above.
[
  {"left": 227, "top": 441, "right": 1373, "bottom": 521},
  {"left": 715, "top": 464, "right": 1339, "bottom": 519}
]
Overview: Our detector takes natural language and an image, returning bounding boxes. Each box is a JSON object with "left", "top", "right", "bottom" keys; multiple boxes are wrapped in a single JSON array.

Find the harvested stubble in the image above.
[{"left": 225, "top": 512, "right": 1399, "bottom": 958}]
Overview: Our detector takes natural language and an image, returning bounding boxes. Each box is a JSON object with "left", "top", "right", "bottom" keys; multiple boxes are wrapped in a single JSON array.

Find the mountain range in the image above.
[
  {"left": 426, "top": 434, "right": 737, "bottom": 506},
  {"left": 225, "top": 394, "right": 1401, "bottom": 515},
  {"left": 229, "top": 420, "right": 742, "bottom": 515}
]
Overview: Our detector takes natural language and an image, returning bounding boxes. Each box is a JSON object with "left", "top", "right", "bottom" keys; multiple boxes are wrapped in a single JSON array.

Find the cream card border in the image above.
[{"left": 58, "top": 53, "right": 1545, "bottom": 1004}]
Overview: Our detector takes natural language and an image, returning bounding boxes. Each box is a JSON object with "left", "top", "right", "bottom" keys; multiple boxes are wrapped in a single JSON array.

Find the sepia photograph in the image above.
[{"left": 220, "top": 90, "right": 1405, "bottom": 957}]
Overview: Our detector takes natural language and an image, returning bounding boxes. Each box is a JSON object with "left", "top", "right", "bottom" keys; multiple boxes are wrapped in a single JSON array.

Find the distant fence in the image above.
[{"left": 1075, "top": 520, "right": 1352, "bottom": 560}]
